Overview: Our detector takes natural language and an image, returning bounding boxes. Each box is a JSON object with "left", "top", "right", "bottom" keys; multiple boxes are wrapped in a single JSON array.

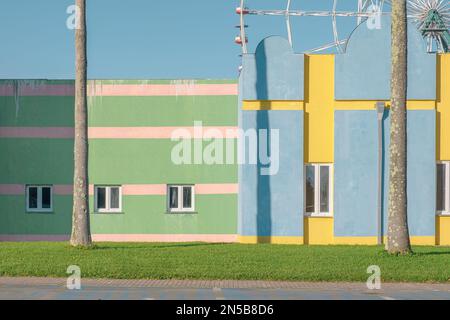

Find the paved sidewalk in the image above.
[
  {"left": 2, "top": 276, "right": 450, "bottom": 290},
  {"left": 1, "top": 277, "right": 449, "bottom": 300}
]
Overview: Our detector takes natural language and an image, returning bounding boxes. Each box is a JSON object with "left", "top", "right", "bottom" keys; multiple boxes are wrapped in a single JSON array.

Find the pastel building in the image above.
[
  {"left": 0, "top": 80, "right": 239, "bottom": 242},
  {"left": 0, "top": 17, "right": 449, "bottom": 245},
  {"left": 239, "top": 17, "right": 450, "bottom": 246}
]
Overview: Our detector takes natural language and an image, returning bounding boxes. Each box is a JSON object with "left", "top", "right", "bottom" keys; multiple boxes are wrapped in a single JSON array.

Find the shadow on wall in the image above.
[{"left": 255, "top": 40, "right": 272, "bottom": 243}]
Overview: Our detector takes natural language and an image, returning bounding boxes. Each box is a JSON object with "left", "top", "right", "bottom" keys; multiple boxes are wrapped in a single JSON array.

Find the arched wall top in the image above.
[
  {"left": 254, "top": 36, "right": 295, "bottom": 57},
  {"left": 240, "top": 36, "right": 304, "bottom": 101},
  {"left": 335, "top": 16, "right": 436, "bottom": 100}
]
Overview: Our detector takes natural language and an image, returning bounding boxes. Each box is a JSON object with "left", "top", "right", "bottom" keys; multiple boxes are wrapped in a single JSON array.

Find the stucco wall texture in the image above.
[
  {"left": 0, "top": 80, "right": 239, "bottom": 242},
  {"left": 1, "top": 16, "right": 449, "bottom": 245},
  {"left": 239, "top": 17, "right": 449, "bottom": 246}
]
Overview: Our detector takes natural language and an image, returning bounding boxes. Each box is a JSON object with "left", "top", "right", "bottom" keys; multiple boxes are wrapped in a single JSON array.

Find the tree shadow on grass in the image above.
[
  {"left": 413, "top": 250, "right": 450, "bottom": 256},
  {"left": 377, "top": 249, "right": 450, "bottom": 257},
  {"left": 83, "top": 242, "right": 233, "bottom": 250}
]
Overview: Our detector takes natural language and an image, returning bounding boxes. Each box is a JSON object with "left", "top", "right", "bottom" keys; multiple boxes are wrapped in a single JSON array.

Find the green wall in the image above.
[
  {"left": 0, "top": 196, "right": 72, "bottom": 234},
  {"left": 89, "top": 139, "right": 237, "bottom": 184},
  {"left": 0, "top": 96, "right": 74, "bottom": 127},
  {"left": 88, "top": 96, "right": 237, "bottom": 127},
  {"left": 0, "top": 79, "right": 238, "bottom": 236},
  {"left": 90, "top": 195, "right": 237, "bottom": 234},
  {"left": 0, "top": 139, "right": 74, "bottom": 184}
]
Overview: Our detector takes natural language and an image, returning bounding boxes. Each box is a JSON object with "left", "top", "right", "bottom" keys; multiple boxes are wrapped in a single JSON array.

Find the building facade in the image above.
[
  {"left": 0, "top": 17, "right": 449, "bottom": 245},
  {"left": 0, "top": 80, "right": 239, "bottom": 242},
  {"left": 239, "top": 17, "right": 450, "bottom": 246}
]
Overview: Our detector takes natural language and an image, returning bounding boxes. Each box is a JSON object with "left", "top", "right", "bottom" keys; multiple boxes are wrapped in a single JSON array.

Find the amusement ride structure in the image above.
[{"left": 235, "top": 0, "right": 450, "bottom": 54}]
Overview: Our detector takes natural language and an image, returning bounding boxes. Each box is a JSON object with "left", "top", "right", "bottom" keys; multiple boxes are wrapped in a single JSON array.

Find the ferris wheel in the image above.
[
  {"left": 235, "top": 0, "right": 450, "bottom": 54},
  {"left": 406, "top": 0, "right": 450, "bottom": 52}
]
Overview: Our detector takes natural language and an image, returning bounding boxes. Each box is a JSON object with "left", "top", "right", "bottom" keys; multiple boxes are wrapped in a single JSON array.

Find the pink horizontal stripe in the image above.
[
  {"left": 91, "top": 234, "right": 238, "bottom": 243},
  {"left": 195, "top": 183, "right": 239, "bottom": 195},
  {"left": 0, "top": 184, "right": 238, "bottom": 196},
  {"left": 0, "top": 85, "right": 14, "bottom": 96},
  {"left": 54, "top": 185, "right": 73, "bottom": 195},
  {"left": 89, "top": 126, "right": 239, "bottom": 139},
  {"left": 0, "top": 126, "right": 239, "bottom": 139},
  {"left": 0, "top": 127, "right": 74, "bottom": 138},
  {"left": 0, "top": 84, "right": 74, "bottom": 96},
  {"left": 88, "top": 84, "right": 238, "bottom": 96},
  {"left": 0, "top": 84, "right": 237, "bottom": 97},
  {"left": 21, "top": 85, "right": 74, "bottom": 96},
  {"left": 120, "top": 184, "right": 238, "bottom": 195},
  {"left": 122, "top": 184, "right": 166, "bottom": 195},
  {"left": 0, "top": 235, "right": 70, "bottom": 242},
  {"left": 0, "top": 234, "right": 237, "bottom": 243},
  {"left": 0, "top": 184, "right": 73, "bottom": 195},
  {"left": 0, "top": 184, "right": 25, "bottom": 195}
]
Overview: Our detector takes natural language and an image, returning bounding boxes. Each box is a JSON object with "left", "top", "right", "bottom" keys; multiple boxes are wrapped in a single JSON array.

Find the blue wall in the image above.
[
  {"left": 241, "top": 36, "right": 304, "bottom": 101},
  {"left": 239, "top": 110, "right": 304, "bottom": 237},
  {"left": 238, "top": 28, "right": 437, "bottom": 240},
  {"left": 239, "top": 35, "right": 305, "bottom": 238},
  {"left": 382, "top": 110, "right": 436, "bottom": 236},
  {"left": 334, "top": 110, "right": 378, "bottom": 236},
  {"left": 335, "top": 16, "right": 436, "bottom": 100},
  {"left": 335, "top": 109, "right": 436, "bottom": 237}
]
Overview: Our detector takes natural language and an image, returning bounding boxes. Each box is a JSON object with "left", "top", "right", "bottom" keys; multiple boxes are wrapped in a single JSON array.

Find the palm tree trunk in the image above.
[
  {"left": 70, "top": 0, "right": 92, "bottom": 247},
  {"left": 386, "top": 0, "right": 411, "bottom": 254}
]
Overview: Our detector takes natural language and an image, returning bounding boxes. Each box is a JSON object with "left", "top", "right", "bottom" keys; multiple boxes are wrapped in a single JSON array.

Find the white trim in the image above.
[
  {"left": 94, "top": 186, "right": 122, "bottom": 213},
  {"left": 26, "top": 185, "right": 53, "bottom": 213},
  {"left": 304, "top": 164, "right": 333, "bottom": 217},
  {"left": 167, "top": 185, "right": 195, "bottom": 213},
  {"left": 437, "top": 161, "right": 450, "bottom": 215}
]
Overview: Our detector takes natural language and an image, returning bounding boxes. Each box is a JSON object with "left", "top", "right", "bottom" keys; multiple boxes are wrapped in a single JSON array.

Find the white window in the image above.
[
  {"left": 26, "top": 185, "right": 53, "bottom": 212},
  {"left": 167, "top": 185, "right": 195, "bottom": 213},
  {"left": 437, "top": 162, "right": 450, "bottom": 215},
  {"left": 305, "top": 164, "right": 333, "bottom": 216},
  {"left": 94, "top": 186, "right": 122, "bottom": 213}
]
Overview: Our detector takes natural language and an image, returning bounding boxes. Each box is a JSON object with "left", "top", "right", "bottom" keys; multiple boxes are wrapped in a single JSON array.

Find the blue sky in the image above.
[{"left": 0, "top": 0, "right": 372, "bottom": 79}]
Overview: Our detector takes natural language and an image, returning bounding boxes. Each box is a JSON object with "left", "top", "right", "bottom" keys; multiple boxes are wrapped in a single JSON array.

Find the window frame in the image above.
[
  {"left": 94, "top": 185, "right": 122, "bottom": 213},
  {"left": 437, "top": 161, "right": 450, "bottom": 215},
  {"left": 304, "top": 164, "right": 334, "bottom": 217},
  {"left": 166, "top": 184, "right": 195, "bottom": 213},
  {"left": 26, "top": 185, "right": 53, "bottom": 213}
]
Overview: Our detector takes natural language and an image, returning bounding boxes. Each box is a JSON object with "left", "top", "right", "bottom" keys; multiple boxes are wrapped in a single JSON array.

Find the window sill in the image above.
[
  {"left": 436, "top": 212, "right": 450, "bottom": 216},
  {"left": 92, "top": 211, "right": 125, "bottom": 215},
  {"left": 165, "top": 211, "right": 198, "bottom": 215},
  {"left": 26, "top": 210, "right": 54, "bottom": 214},
  {"left": 304, "top": 214, "right": 333, "bottom": 218}
]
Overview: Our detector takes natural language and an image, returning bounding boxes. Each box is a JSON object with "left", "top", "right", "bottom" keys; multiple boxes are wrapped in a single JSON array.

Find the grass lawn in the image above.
[{"left": 0, "top": 242, "right": 449, "bottom": 282}]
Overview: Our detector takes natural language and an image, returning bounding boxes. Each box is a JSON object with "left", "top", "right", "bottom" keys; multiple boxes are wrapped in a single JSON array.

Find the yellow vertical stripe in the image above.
[
  {"left": 437, "top": 215, "right": 450, "bottom": 246},
  {"left": 304, "top": 55, "right": 335, "bottom": 163},
  {"left": 437, "top": 54, "right": 450, "bottom": 161},
  {"left": 304, "top": 217, "right": 334, "bottom": 244}
]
